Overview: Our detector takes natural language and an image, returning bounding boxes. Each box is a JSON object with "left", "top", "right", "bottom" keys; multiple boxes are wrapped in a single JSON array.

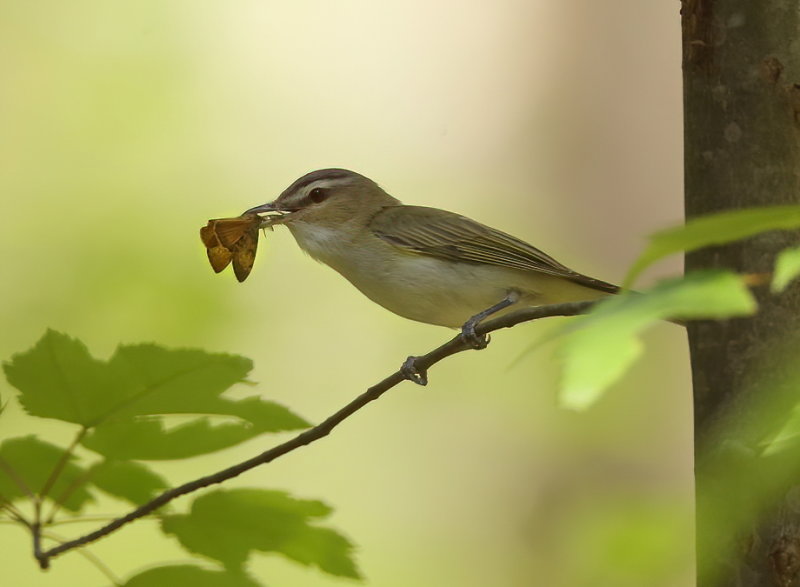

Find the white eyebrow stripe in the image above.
[
  {"left": 279, "top": 177, "right": 352, "bottom": 209},
  {"left": 303, "top": 178, "right": 351, "bottom": 192}
]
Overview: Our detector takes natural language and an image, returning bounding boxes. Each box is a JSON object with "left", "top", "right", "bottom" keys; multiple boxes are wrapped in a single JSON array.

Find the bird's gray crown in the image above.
[{"left": 280, "top": 168, "right": 367, "bottom": 199}]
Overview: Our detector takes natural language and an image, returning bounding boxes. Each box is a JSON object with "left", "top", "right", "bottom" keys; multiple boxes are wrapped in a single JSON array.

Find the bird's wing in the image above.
[{"left": 370, "top": 205, "right": 619, "bottom": 294}]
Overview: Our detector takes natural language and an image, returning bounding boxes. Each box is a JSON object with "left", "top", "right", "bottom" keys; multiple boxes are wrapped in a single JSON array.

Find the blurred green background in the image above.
[{"left": 0, "top": 1, "right": 688, "bottom": 585}]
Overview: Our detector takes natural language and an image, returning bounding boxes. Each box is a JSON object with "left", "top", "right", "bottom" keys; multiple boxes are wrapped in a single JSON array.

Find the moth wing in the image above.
[
  {"left": 215, "top": 215, "right": 261, "bottom": 248},
  {"left": 200, "top": 222, "right": 222, "bottom": 248},
  {"left": 207, "top": 246, "right": 233, "bottom": 273},
  {"left": 231, "top": 225, "right": 260, "bottom": 282}
]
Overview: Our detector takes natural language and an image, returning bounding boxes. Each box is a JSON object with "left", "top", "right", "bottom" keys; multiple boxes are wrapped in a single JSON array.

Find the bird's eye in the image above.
[{"left": 308, "top": 187, "right": 328, "bottom": 204}]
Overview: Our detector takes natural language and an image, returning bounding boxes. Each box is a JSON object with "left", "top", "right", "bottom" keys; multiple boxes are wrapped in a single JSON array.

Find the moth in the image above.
[{"left": 200, "top": 214, "right": 263, "bottom": 282}]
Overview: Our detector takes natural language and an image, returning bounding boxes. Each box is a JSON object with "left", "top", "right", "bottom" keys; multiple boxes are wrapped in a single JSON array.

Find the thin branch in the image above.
[
  {"left": 38, "top": 427, "right": 87, "bottom": 503},
  {"left": 48, "top": 514, "right": 155, "bottom": 527},
  {"left": 45, "top": 455, "right": 98, "bottom": 525},
  {"left": 1, "top": 503, "right": 31, "bottom": 527},
  {"left": 0, "top": 456, "right": 36, "bottom": 502},
  {"left": 35, "top": 300, "right": 595, "bottom": 569},
  {"left": 35, "top": 427, "right": 88, "bottom": 526},
  {"left": 32, "top": 522, "right": 43, "bottom": 563},
  {"left": 0, "top": 494, "right": 27, "bottom": 519}
]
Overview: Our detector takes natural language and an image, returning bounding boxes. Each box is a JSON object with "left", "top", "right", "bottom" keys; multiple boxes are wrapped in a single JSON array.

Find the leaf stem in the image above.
[
  {"left": 0, "top": 456, "right": 36, "bottom": 501},
  {"left": 38, "top": 427, "right": 88, "bottom": 503},
  {"left": 48, "top": 514, "right": 155, "bottom": 527},
  {"left": 35, "top": 427, "right": 88, "bottom": 526},
  {"left": 1, "top": 502, "right": 31, "bottom": 527},
  {"left": 44, "top": 458, "right": 99, "bottom": 524}
]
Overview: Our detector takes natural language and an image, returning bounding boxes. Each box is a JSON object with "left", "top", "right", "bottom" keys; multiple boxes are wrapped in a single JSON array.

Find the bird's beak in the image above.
[
  {"left": 243, "top": 201, "right": 294, "bottom": 226},
  {"left": 243, "top": 201, "right": 279, "bottom": 215}
]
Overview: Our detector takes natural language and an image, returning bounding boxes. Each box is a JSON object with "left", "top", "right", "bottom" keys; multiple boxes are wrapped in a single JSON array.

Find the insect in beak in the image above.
[{"left": 199, "top": 214, "right": 262, "bottom": 282}]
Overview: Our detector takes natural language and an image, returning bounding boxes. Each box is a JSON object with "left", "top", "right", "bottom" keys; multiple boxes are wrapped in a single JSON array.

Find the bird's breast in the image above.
[
  {"left": 286, "top": 222, "right": 349, "bottom": 265},
  {"left": 286, "top": 221, "right": 521, "bottom": 327}
]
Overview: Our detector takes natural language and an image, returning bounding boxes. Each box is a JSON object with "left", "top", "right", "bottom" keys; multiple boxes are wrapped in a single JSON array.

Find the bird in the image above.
[{"left": 244, "top": 168, "right": 619, "bottom": 383}]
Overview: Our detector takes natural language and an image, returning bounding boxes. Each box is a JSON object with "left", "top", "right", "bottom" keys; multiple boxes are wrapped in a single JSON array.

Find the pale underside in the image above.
[{"left": 285, "top": 205, "right": 618, "bottom": 328}]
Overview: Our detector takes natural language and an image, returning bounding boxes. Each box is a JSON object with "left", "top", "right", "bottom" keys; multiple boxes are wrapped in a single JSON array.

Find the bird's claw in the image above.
[
  {"left": 401, "top": 356, "right": 428, "bottom": 386},
  {"left": 461, "top": 323, "right": 490, "bottom": 350}
]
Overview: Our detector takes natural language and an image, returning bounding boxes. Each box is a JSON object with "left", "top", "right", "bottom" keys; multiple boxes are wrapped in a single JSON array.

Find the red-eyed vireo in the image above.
[{"left": 245, "top": 169, "right": 619, "bottom": 383}]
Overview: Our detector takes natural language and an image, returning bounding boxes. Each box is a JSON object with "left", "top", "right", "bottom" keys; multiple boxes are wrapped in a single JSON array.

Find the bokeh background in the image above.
[{"left": 0, "top": 1, "right": 688, "bottom": 585}]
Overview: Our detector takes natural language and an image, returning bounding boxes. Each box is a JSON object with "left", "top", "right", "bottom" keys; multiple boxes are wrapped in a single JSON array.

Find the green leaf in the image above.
[
  {"left": 761, "top": 412, "right": 800, "bottom": 456},
  {"left": 103, "top": 344, "right": 253, "bottom": 419},
  {"left": 772, "top": 246, "right": 800, "bottom": 293},
  {"left": 3, "top": 332, "right": 309, "bottom": 460},
  {"left": 81, "top": 397, "right": 307, "bottom": 460},
  {"left": 0, "top": 436, "right": 93, "bottom": 512},
  {"left": 121, "top": 564, "right": 261, "bottom": 587},
  {"left": 82, "top": 415, "right": 292, "bottom": 460},
  {"left": 4, "top": 332, "right": 255, "bottom": 427},
  {"left": 3, "top": 330, "right": 127, "bottom": 426},
  {"left": 162, "top": 489, "right": 361, "bottom": 579},
  {"left": 88, "top": 460, "right": 168, "bottom": 505},
  {"left": 558, "top": 271, "right": 756, "bottom": 410},
  {"left": 625, "top": 205, "right": 800, "bottom": 286},
  {"left": 760, "top": 391, "right": 800, "bottom": 457}
]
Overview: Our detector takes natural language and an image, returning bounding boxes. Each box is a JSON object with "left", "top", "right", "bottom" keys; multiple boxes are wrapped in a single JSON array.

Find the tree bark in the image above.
[{"left": 682, "top": 1, "right": 800, "bottom": 585}]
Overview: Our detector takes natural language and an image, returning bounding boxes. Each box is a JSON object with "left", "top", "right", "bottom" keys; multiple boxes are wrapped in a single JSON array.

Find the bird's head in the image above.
[{"left": 245, "top": 169, "right": 400, "bottom": 230}]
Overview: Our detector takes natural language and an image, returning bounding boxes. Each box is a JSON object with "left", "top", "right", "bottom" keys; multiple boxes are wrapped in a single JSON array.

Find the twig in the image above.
[
  {"left": 1, "top": 502, "right": 31, "bottom": 527},
  {"left": 48, "top": 514, "right": 153, "bottom": 527},
  {"left": 45, "top": 457, "right": 101, "bottom": 525},
  {"left": 32, "top": 522, "right": 43, "bottom": 563},
  {"left": 38, "top": 427, "right": 88, "bottom": 523},
  {"left": 34, "top": 300, "right": 595, "bottom": 569},
  {"left": 0, "top": 456, "right": 36, "bottom": 502},
  {"left": 39, "top": 428, "right": 87, "bottom": 501}
]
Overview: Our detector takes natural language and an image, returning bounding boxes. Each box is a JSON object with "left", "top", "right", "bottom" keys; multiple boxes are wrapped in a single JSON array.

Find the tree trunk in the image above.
[{"left": 682, "top": 1, "right": 800, "bottom": 585}]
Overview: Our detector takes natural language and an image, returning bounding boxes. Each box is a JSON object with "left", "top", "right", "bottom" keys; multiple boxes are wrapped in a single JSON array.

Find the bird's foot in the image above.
[
  {"left": 460, "top": 321, "right": 490, "bottom": 350},
  {"left": 401, "top": 356, "right": 428, "bottom": 386}
]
